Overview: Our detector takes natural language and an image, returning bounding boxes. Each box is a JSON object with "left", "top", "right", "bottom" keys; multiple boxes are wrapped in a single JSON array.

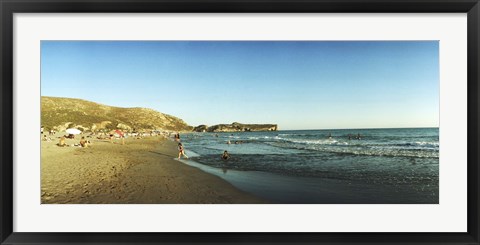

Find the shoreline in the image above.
[
  {"left": 41, "top": 136, "right": 266, "bottom": 204},
  {"left": 179, "top": 159, "right": 438, "bottom": 204}
]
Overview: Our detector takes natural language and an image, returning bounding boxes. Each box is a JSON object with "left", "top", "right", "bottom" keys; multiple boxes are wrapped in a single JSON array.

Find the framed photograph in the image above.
[{"left": 1, "top": 0, "right": 479, "bottom": 244}]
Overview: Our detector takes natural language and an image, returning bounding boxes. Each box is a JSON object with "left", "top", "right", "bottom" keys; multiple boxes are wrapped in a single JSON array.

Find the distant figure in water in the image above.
[
  {"left": 215, "top": 133, "right": 219, "bottom": 137},
  {"left": 356, "top": 133, "right": 362, "bottom": 140},
  {"left": 328, "top": 133, "right": 333, "bottom": 139},
  {"left": 348, "top": 134, "right": 352, "bottom": 140},
  {"left": 227, "top": 140, "right": 231, "bottom": 145},
  {"left": 222, "top": 150, "right": 230, "bottom": 160},
  {"left": 177, "top": 143, "right": 189, "bottom": 160}
]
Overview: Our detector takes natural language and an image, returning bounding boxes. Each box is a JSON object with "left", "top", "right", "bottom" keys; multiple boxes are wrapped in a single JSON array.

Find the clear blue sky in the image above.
[{"left": 41, "top": 41, "right": 439, "bottom": 130}]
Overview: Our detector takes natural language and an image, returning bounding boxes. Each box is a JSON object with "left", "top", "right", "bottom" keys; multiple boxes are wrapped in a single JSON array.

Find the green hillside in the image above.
[{"left": 41, "top": 96, "right": 192, "bottom": 132}]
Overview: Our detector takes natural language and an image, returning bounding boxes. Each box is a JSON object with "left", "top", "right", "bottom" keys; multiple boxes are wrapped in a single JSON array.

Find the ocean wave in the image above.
[
  {"left": 272, "top": 137, "right": 438, "bottom": 149},
  {"left": 283, "top": 138, "right": 349, "bottom": 145},
  {"left": 187, "top": 130, "right": 439, "bottom": 159},
  {"left": 265, "top": 141, "right": 438, "bottom": 158},
  {"left": 312, "top": 147, "right": 438, "bottom": 158},
  {"left": 413, "top": 141, "right": 439, "bottom": 147},
  {"left": 191, "top": 153, "right": 439, "bottom": 185},
  {"left": 247, "top": 136, "right": 275, "bottom": 140},
  {"left": 311, "top": 147, "right": 437, "bottom": 158}
]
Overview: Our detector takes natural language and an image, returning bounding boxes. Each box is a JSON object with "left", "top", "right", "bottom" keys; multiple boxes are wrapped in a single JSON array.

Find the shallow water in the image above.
[{"left": 179, "top": 128, "right": 439, "bottom": 204}]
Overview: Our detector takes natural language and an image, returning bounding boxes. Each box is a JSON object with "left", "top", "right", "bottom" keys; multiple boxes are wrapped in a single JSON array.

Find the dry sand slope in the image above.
[{"left": 41, "top": 136, "right": 265, "bottom": 204}]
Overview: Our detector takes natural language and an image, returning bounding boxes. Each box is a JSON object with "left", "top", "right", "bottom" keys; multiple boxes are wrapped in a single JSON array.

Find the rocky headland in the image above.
[{"left": 193, "top": 122, "right": 277, "bottom": 132}]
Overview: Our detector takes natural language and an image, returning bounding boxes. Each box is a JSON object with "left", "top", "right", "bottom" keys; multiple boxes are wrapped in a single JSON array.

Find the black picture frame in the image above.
[{"left": 1, "top": 0, "right": 479, "bottom": 244}]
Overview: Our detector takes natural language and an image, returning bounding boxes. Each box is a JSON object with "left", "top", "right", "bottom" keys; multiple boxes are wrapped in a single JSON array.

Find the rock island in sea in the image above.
[{"left": 193, "top": 122, "right": 278, "bottom": 133}]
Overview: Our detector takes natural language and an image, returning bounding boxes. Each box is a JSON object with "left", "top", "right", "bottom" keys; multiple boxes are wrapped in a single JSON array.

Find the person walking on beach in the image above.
[{"left": 177, "top": 143, "right": 189, "bottom": 160}]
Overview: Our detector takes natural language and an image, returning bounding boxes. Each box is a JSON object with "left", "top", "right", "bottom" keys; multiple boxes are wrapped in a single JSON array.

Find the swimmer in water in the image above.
[{"left": 222, "top": 150, "right": 230, "bottom": 160}]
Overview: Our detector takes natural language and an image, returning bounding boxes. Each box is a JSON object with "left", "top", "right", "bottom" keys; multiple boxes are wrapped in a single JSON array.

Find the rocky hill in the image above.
[
  {"left": 41, "top": 96, "right": 192, "bottom": 132},
  {"left": 193, "top": 122, "right": 277, "bottom": 132}
]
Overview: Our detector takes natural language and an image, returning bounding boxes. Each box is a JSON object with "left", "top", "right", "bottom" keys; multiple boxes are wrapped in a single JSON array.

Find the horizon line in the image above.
[{"left": 276, "top": 126, "right": 439, "bottom": 131}]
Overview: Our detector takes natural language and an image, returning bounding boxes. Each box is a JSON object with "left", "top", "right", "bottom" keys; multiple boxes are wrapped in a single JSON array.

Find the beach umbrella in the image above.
[
  {"left": 114, "top": 129, "right": 124, "bottom": 137},
  {"left": 66, "top": 128, "right": 81, "bottom": 135}
]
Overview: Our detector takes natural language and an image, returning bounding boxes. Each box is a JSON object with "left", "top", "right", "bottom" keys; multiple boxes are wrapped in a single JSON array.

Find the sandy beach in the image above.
[{"left": 41, "top": 135, "right": 265, "bottom": 204}]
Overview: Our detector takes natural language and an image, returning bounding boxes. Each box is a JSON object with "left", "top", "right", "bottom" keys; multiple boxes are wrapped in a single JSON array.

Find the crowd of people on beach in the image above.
[
  {"left": 42, "top": 125, "right": 177, "bottom": 149},
  {"left": 44, "top": 123, "right": 236, "bottom": 162},
  {"left": 44, "top": 125, "right": 239, "bottom": 162}
]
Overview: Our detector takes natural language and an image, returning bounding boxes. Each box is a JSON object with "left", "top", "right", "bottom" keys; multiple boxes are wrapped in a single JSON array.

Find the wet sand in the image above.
[{"left": 41, "top": 136, "right": 265, "bottom": 204}]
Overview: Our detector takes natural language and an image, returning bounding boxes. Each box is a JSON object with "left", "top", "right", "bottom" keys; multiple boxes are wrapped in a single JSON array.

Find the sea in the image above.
[{"left": 178, "top": 128, "right": 439, "bottom": 204}]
